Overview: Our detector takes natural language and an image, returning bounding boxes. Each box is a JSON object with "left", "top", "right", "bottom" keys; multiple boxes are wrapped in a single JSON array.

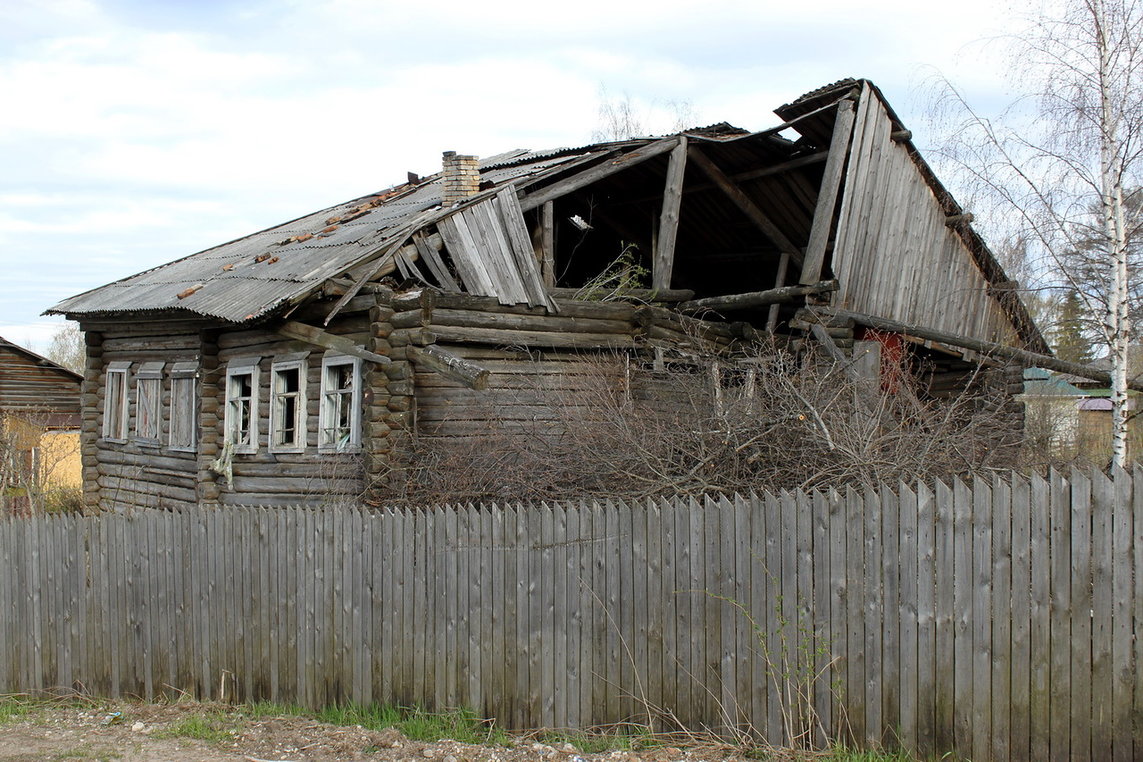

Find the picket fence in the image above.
[{"left": 1, "top": 469, "right": 1141, "bottom": 761}]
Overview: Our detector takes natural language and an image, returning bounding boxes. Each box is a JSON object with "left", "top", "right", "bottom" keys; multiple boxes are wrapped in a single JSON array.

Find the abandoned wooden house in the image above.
[
  {"left": 0, "top": 336, "right": 83, "bottom": 510},
  {"left": 50, "top": 78, "right": 1055, "bottom": 511}
]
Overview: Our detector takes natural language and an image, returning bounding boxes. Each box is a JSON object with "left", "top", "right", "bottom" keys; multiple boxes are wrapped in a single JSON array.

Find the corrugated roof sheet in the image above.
[{"left": 48, "top": 148, "right": 606, "bottom": 324}]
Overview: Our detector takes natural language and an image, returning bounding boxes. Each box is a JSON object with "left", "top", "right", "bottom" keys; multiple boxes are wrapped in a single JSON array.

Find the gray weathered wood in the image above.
[
  {"left": 518, "top": 138, "right": 679, "bottom": 212},
  {"left": 800, "top": 98, "right": 857, "bottom": 285},
  {"left": 1, "top": 473, "right": 1140, "bottom": 760},
  {"left": 277, "top": 321, "right": 391, "bottom": 364},
  {"left": 679, "top": 280, "right": 838, "bottom": 314},
  {"left": 653, "top": 137, "right": 688, "bottom": 291}
]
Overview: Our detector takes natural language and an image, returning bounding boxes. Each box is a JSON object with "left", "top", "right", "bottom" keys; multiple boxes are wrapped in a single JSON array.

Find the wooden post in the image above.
[
  {"left": 767, "top": 252, "right": 791, "bottom": 333},
  {"left": 653, "top": 137, "right": 688, "bottom": 292},
  {"left": 541, "top": 201, "right": 555, "bottom": 288},
  {"left": 800, "top": 98, "right": 857, "bottom": 285}
]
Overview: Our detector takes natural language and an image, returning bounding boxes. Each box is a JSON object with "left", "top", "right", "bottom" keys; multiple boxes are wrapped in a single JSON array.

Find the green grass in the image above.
[
  {"left": 0, "top": 695, "right": 40, "bottom": 724},
  {"left": 156, "top": 711, "right": 237, "bottom": 743},
  {"left": 315, "top": 703, "right": 509, "bottom": 745}
]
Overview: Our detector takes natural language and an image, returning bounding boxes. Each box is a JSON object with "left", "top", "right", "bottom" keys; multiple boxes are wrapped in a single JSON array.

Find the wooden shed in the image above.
[
  {"left": 0, "top": 335, "right": 83, "bottom": 508},
  {"left": 50, "top": 79, "right": 1053, "bottom": 511}
]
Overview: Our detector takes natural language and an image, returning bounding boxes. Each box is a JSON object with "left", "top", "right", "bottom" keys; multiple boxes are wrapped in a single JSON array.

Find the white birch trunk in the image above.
[{"left": 1094, "top": 0, "right": 1132, "bottom": 467}]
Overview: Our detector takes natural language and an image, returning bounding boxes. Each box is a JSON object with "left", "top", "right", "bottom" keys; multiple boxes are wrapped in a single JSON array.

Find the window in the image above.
[
  {"left": 102, "top": 361, "right": 130, "bottom": 441},
  {"left": 318, "top": 354, "right": 362, "bottom": 452},
  {"left": 224, "top": 358, "right": 260, "bottom": 453},
  {"left": 134, "top": 361, "right": 164, "bottom": 444},
  {"left": 169, "top": 362, "right": 198, "bottom": 452},
  {"left": 270, "top": 356, "right": 307, "bottom": 452}
]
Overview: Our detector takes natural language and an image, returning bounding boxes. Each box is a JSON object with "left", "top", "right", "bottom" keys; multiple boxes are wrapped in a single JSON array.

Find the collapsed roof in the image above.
[{"left": 49, "top": 78, "right": 1048, "bottom": 354}]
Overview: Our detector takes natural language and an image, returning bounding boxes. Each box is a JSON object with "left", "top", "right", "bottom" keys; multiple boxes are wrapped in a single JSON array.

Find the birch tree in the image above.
[{"left": 933, "top": 0, "right": 1143, "bottom": 467}]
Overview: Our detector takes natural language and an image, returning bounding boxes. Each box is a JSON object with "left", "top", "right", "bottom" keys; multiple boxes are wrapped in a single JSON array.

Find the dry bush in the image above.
[{"left": 385, "top": 342, "right": 1024, "bottom": 506}]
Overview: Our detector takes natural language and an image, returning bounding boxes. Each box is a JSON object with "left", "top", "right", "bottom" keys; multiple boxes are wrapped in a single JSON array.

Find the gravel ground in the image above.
[{"left": 0, "top": 700, "right": 773, "bottom": 762}]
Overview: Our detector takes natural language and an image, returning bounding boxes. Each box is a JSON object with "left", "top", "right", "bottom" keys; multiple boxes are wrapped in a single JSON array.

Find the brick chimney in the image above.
[{"left": 441, "top": 150, "right": 481, "bottom": 205}]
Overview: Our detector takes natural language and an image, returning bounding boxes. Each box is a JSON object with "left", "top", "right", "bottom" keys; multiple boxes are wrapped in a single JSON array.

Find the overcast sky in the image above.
[{"left": 0, "top": 0, "right": 1031, "bottom": 351}]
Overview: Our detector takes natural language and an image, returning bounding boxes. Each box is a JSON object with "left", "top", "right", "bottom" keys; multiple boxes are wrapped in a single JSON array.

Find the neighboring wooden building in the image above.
[
  {"left": 0, "top": 335, "right": 83, "bottom": 510},
  {"left": 50, "top": 79, "right": 1053, "bottom": 511}
]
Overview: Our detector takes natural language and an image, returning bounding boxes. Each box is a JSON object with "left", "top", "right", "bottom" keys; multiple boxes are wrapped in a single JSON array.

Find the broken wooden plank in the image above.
[
  {"left": 686, "top": 145, "right": 804, "bottom": 264},
  {"left": 495, "top": 189, "right": 559, "bottom": 312},
  {"left": 518, "top": 137, "right": 680, "bottom": 212},
  {"left": 678, "top": 280, "right": 838, "bottom": 314},
  {"left": 276, "top": 321, "right": 391, "bottom": 365},
  {"left": 653, "top": 137, "right": 688, "bottom": 291},
  {"left": 406, "top": 345, "right": 490, "bottom": 391},
  {"left": 413, "top": 232, "right": 460, "bottom": 292},
  {"left": 800, "top": 98, "right": 857, "bottom": 285}
]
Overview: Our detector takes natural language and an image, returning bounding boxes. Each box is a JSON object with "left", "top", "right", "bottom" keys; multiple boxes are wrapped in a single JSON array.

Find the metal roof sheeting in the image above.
[{"left": 48, "top": 148, "right": 604, "bottom": 324}]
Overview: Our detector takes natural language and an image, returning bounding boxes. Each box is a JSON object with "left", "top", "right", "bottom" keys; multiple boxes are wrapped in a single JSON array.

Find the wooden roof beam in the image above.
[
  {"left": 517, "top": 137, "right": 680, "bottom": 213},
  {"left": 800, "top": 97, "right": 857, "bottom": 285},
  {"left": 832, "top": 307, "right": 1143, "bottom": 391},
  {"left": 653, "top": 137, "right": 687, "bottom": 291},
  {"left": 686, "top": 145, "right": 804, "bottom": 267},
  {"left": 678, "top": 280, "right": 837, "bottom": 314},
  {"left": 277, "top": 320, "right": 392, "bottom": 365}
]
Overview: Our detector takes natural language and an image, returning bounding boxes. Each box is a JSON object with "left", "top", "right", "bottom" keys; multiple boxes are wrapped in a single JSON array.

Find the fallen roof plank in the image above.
[{"left": 277, "top": 320, "right": 391, "bottom": 365}]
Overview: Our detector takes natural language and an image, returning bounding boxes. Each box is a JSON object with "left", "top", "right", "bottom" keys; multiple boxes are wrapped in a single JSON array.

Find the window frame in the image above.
[
  {"left": 318, "top": 353, "right": 362, "bottom": 453},
  {"left": 269, "top": 355, "right": 308, "bottom": 454},
  {"left": 168, "top": 362, "right": 198, "bottom": 453},
  {"left": 102, "top": 361, "right": 131, "bottom": 442},
  {"left": 224, "top": 357, "right": 261, "bottom": 454},
  {"left": 134, "top": 361, "right": 164, "bottom": 446}
]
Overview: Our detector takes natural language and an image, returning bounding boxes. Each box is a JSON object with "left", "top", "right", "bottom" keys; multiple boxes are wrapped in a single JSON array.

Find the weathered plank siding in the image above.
[
  {"left": 0, "top": 342, "right": 81, "bottom": 421},
  {"left": 2, "top": 469, "right": 1140, "bottom": 761},
  {"left": 831, "top": 84, "right": 1017, "bottom": 346}
]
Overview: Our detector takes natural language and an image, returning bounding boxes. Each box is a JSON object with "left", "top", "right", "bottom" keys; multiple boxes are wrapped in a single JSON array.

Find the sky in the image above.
[{"left": 0, "top": 0, "right": 1031, "bottom": 352}]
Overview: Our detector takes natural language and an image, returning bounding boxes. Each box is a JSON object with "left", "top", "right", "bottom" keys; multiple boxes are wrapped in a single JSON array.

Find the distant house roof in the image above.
[{"left": 0, "top": 335, "right": 82, "bottom": 425}]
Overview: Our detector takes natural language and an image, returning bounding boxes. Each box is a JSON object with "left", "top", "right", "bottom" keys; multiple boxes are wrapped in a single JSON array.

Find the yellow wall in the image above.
[{"left": 2, "top": 415, "right": 81, "bottom": 489}]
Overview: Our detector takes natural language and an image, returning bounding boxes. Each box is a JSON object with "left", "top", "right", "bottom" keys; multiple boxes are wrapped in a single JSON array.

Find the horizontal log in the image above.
[
  {"left": 426, "top": 325, "right": 636, "bottom": 350},
  {"left": 393, "top": 289, "right": 637, "bottom": 321},
  {"left": 428, "top": 308, "right": 632, "bottom": 335},
  {"left": 229, "top": 475, "right": 363, "bottom": 494},
  {"left": 407, "top": 345, "right": 491, "bottom": 391},
  {"left": 679, "top": 280, "right": 838, "bottom": 314},
  {"left": 832, "top": 308, "right": 1143, "bottom": 391}
]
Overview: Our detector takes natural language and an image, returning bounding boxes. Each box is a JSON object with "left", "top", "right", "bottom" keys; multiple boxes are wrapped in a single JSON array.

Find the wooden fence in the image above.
[{"left": 1, "top": 469, "right": 1140, "bottom": 761}]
